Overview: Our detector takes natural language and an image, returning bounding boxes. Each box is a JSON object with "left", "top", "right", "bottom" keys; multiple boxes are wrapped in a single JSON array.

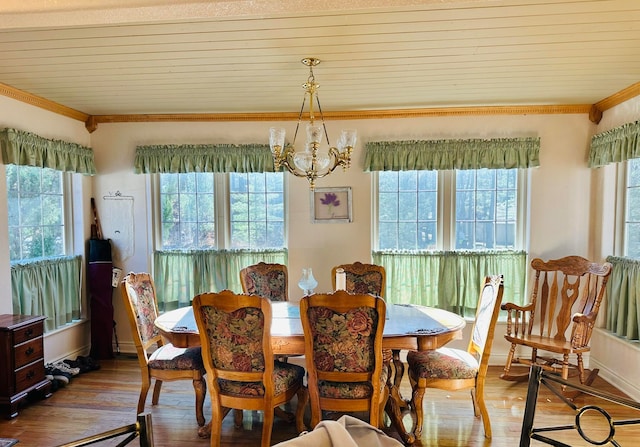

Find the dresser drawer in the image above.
[
  {"left": 14, "top": 338, "right": 44, "bottom": 369},
  {"left": 15, "top": 361, "right": 46, "bottom": 392},
  {"left": 13, "top": 322, "right": 44, "bottom": 345}
]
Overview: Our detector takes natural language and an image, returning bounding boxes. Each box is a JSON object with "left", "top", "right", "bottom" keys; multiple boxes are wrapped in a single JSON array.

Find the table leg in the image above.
[{"left": 384, "top": 349, "right": 415, "bottom": 444}]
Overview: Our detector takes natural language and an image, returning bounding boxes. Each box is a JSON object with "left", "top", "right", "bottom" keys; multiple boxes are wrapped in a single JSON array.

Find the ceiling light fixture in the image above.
[{"left": 269, "top": 57, "right": 356, "bottom": 190}]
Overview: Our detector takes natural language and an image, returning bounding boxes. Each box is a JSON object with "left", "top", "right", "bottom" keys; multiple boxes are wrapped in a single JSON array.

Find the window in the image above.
[
  {"left": 6, "top": 165, "right": 66, "bottom": 261},
  {"left": 377, "top": 169, "right": 523, "bottom": 251},
  {"left": 158, "top": 172, "right": 284, "bottom": 250},
  {"left": 229, "top": 172, "right": 284, "bottom": 248},
  {"left": 624, "top": 158, "right": 640, "bottom": 258}
]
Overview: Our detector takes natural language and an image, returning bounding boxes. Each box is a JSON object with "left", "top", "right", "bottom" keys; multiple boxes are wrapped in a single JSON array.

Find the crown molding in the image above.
[
  {"left": 0, "top": 82, "right": 89, "bottom": 122},
  {"left": 3, "top": 81, "right": 639, "bottom": 133}
]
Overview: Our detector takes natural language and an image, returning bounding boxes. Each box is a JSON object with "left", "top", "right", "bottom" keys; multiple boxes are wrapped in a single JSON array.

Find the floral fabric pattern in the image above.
[
  {"left": 149, "top": 345, "right": 205, "bottom": 371},
  {"left": 407, "top": 347, "right": 478, "bottom": 380},
  {"left": 308, "top": 306, "right": 378, "bottom": 372},
  {"left": 345, "top": 271, "right": 384, "bottom": 296},
  {"left": 218, "top": 361, "right": 305, "bottom": 396},
  {"left": 243, "top": 269, "right": 287, "bottom": 301},
  {"left": 198, "top": 305, "right": 266, "bottom": 371},
  {"left": 307, "top": 305, "right": 385, "bottom": 400},
  {"left": 318, "top": 364, "right": 389, "bottom": 399},
  {"left": 125, "top": 278, "right": 159, "bottom": 343}
]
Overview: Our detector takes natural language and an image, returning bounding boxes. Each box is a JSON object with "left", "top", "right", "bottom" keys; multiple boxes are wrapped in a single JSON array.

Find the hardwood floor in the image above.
[{"left": 1, "top": 356, "right": 638, "bottom": 446}]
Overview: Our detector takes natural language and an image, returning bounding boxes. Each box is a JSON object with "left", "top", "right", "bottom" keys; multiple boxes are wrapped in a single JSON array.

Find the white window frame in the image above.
[
  {"left": 615, "top": 158, "right": 640, "bottom": 258},
  {"left": 372, "top": 169, "right": 529, "bottom": 251}
]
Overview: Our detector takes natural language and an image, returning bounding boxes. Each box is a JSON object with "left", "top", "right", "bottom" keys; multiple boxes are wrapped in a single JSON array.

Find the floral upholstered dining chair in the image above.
[
  {"left": 120, "top": 272, "right": 206, "bottom": 426},
  {"left": 239, "top": 262, "right": 289, "bottom": 302},
  {"left": 192, "top": 290, "right": 307, "bottom": 447},
  {"left": 331, "top": 262, "right": 386, "bottom": 297},
  {"left": 300, "top": 290, "right": 389, "bottom": 429}
]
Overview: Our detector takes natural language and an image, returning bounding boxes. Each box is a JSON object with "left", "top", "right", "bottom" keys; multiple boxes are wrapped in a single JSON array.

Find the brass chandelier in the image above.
[{"left": 269, "top": 57, "right": 356, "bottom": 190}]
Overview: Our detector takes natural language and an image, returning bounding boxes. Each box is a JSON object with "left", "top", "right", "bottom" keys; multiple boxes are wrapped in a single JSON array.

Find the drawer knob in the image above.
[
  {"left": 25, "top": 346, "right": 34, "bottom": 356},
  {"left": 27, "top": 370, "right": 35, "bottom": 379},
  {"left": 25, "top": 328, "right": 33, "bottom": 337}
]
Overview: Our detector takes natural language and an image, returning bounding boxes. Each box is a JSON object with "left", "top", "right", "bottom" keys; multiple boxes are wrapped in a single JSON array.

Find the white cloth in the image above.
[{"left": 273, "top": 415, "right": 403, "bottom": 447}]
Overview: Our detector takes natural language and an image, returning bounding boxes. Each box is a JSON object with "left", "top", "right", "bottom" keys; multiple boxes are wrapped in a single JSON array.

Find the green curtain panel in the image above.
[
  {"left": 363, "top": 137, "right": 540, "bottom": 171},
  {"left": 153, "top": 249, "right": 287, "bottom": 310},
  {"left": 11, "top": 256, "right": 82, "bottom": 332},
  {"left": 0, "top": 128, "right": 96, "bottom": 175},
  {"left": 589, "top": 120, "right": 640, "bottom": 168},
  {"left": 372, "top": 250, "right": 527, "bottom": 317},
  {"left": 134, "top": 143, "right": 276, "bottom": 173},
  {"left": 606, "top": 256, "right": 640, "bottom": 341}
]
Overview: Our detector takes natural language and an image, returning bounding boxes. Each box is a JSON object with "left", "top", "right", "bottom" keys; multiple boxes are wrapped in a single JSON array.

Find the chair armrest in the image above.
[
  {"left": 501, "top": 302, "right": 534, "bottom": 312},
  {"left": 502, "top": 302, "right": 534, "bottom": 338},
  {"left": 570, "top": 312, "right": 597, "bottom": 349}
]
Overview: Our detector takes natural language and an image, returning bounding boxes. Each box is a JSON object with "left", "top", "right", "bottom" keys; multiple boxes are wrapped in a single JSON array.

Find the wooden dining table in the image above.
[{"left": 155, "top": 301, "right": 465, "bottom": 444}]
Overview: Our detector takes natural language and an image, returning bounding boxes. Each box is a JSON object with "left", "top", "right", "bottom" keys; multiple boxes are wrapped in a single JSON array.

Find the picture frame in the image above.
[{"left": 311, "top": 187, "right": 352, "bottom": 223}]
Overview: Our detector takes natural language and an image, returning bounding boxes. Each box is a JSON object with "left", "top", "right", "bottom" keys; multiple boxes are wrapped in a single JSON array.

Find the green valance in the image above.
[
  {"left": 0, "top": 128, "right": 95, "bottom": 175},
  {"left": 588, "top": 119, "right": 640, "bottom": 168},
  {"left": 364, "top": 137, "right": 540, "bottom": 171},
  {"left": 134, "top": 143, "right": 276, "bottom": 173}
]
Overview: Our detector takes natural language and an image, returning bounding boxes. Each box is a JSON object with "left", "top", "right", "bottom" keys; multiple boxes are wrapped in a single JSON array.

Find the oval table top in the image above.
[{"left": 155, "top": 301, "right": 466, "bottom": 355}]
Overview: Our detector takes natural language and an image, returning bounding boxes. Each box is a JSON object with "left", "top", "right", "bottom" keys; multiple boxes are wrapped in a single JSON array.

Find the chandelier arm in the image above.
[
  {"left": 314, "top": 94, "right": 331, "bottom": 146},
  {"left": 292, "top": 95, "right": 307, "bottom": 146}
]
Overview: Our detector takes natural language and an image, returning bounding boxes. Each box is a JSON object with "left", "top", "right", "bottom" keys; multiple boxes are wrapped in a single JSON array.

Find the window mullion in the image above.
[{"left": 215, "top": 173, "right": 229, "bottom": 249}]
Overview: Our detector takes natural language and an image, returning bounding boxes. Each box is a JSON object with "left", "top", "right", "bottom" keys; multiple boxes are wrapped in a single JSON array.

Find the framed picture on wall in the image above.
[{"left": 311, "top": 187, "right": 352, "bottom": 223}]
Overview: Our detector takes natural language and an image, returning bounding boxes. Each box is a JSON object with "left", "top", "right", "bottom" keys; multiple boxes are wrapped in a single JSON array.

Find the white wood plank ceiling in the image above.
[{"left": 1, "top": 0, "right": 639, "bottom": 117}]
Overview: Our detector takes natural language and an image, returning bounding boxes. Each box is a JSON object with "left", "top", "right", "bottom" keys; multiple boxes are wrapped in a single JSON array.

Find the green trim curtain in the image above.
[
  {"left": 0, "top": 128, "right": 96, "bottom": 175},
  {"left": 11, "top": 256, "right": 82, "bottom": 332},
  {"left": 589, "top": 119, "right": 640, "bottom": 168},
  {"left": 605, "top": 256, "right": 640, "bottom": 341},
  {"left": 373, "top": 250, "right": 527, "bottom": 317},
  {"left": 154, "top": 249, "right": 287, "bottom": 310},
  {"left": 364, "top": 137, "right": 540, "bottom": 171},
  {"left": 135, "top": 143, "right": 275, "bottom": 173}
]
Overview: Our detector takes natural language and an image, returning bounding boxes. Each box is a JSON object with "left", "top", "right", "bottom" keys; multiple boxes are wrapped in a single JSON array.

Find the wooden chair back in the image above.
[
  {"left": 192, "top": 290, "right": 306, "bottom": 446},
  {"left": 120, "top": 272, "right": 206, "bottom": 426},
  {"left": 239, "top": 262, "right": 289, "bottom": 301},
  {"left": 331, "top": 262, "right": 386, "bottom": 297},
  {"left": 501, "top": 256, "right": 613, "bottom": 388},
  {"left": 300, "top": 290, "right": 388, "bottom": 428}
]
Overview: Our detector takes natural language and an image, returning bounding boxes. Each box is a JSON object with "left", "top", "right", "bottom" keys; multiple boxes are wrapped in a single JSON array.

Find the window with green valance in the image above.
[
  {"left": 588, "top": 119, "right": 640, "bottom": 168},
  {"left": 134, "top": 143, "right": 276, "bottom": 173},
  {"left": 0, "top": 128, "right": 95, "bottom": 175},
  {"left": 364, "top": 137, "right": 540, "bottom": 171}
]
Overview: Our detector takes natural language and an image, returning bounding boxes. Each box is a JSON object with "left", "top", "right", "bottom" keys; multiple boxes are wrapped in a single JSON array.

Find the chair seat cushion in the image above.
[
  {"left": 219, "top": 360, "right": 304, "bottom": 397},
  {"left": 407, "top": 348, "right": 478, "bottom": 380},
  {"left": 148, "top": 344, "right": 204, "bottom": 370},
  {"left": 318, "top": 364, "right": 389, "bottom": 399}
]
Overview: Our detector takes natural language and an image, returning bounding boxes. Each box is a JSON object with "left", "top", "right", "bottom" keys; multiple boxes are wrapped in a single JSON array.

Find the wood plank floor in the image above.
[{"left": 1, "top": 356, "right": 639, "bottom": 446}]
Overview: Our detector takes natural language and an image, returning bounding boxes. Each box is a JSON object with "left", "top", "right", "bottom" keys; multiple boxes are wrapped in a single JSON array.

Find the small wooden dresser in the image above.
[{"left": 0, "top": 314, "right": 51, "bottom": 418}]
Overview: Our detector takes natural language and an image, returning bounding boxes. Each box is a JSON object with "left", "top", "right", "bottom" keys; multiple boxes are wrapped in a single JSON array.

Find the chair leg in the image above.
[
  {"left": 151, "top": 379, "right": 162, "bottom": 405},
  {"left": 500, "top": 344, "right": 528, "bottom": 381},
  {"left": 295, "top": 387, "right": 309, "bottom": 433},
  {"left": 261, "top": 409, "right": 275, "bottom": 447},
  {"left": 192, "top": 377, "right": 207, "bottom": 426},
  {"left": 475, "top": 379, "right": 492, "bottom": 439},
  {"left": 233, "top": 409, "right": 243, "bottom": 428},
  {"left": 410, "top": 380, "right": 426, "bottom": 438},
  {"left": 138, "top": 374, "right": 152, "bottom": 414}
]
